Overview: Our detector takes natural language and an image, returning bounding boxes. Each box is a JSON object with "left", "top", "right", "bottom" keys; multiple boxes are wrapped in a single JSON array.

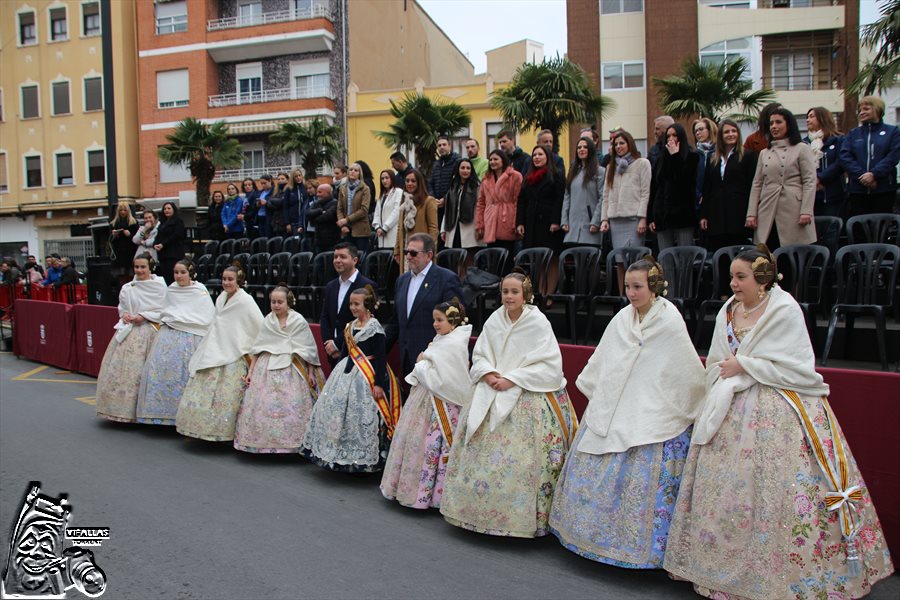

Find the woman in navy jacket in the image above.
[
  {"left": 804, "top": 107, "right": 846, "bottom": 218},
  {"left": 839, "top": 95, "right": 900, "bottom": 216}
]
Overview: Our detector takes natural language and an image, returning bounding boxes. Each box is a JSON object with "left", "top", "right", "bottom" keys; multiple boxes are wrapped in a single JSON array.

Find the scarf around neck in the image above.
[
  {"left": 615, "top": 153, "right": 635, "bottom": 174},
  {"left": 807, "top": 129, "right": 824, "bottom": 165},
  {"left": 526, "top": 166, "right": 548, "bottom": 187}
]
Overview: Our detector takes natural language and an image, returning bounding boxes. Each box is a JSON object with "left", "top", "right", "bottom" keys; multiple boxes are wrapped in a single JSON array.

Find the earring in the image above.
[{"left": 758, "top": 287, "right": 766, "bottom": 300}]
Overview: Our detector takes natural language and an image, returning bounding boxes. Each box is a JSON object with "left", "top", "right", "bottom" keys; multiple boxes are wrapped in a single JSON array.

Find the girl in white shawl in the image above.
[
  {"left": 96, "top": 253, "right": 168, "bottom": 422},
  {"left": 136, "top": 260, "right": 214, "bottom": 425},
  {"left": 664, "top": 245, "right": 894, "bottom": 599},
  {"left": 176, "top": 265, "right": 263, "bottom": 442},
  {"left": 549, "top": 256, "right": 706, "bottom": 568},
  {"left": 233, "top": 286, "right": 325, "bottom": 453},
  {"left": 440, "top": 269, "right": 576, "bottom": 538},
  {"left": 381, "top": 298, "right": 473, "bottom": 509}
]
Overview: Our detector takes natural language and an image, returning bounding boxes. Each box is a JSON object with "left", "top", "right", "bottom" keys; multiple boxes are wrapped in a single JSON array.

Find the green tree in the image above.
[
  {"left": 490, "top": 56, "right": 613, "bottom": 153},
  {"left": 848, "top": 0, "right": 900, "bottom": 96},
  {"left": 269, "top": 116, "right": 344, "bottom": 178},
  {"left": 157, "top": 117, "right": 243, "bottom": 206},
  {"left": 653, "top": 57, "right": 775, "bottom": 122},
  {"left": 375, "top": 93, "right": 471, "bottom": 180}
]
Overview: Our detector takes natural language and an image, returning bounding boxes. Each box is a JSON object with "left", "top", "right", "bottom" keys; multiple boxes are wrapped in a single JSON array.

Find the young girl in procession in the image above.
[
  {"left": 440, "top": 269, "right": 576, "bottom": 538},
  {"left": 96, "top": 253, "right": 168, "bottom": 422},
  {"left": 664, "top": 245, "right": 894, "bottom": 599},
  {"left": 381, "top": 298, "right": 473, "bottom": 509},
  {"left": 176, "top": 265, "right": 264, "bottom": 442},
  {"left": 301, "top": 285, "right": 401, "bottom": 472},
  {"left": 549, "top": 256, "right": 706, "bottom": 568},
  {"left": 135, "top": 260, "right": 215, "bottom": 425},
  {"left": 233, "top": 286, "right": 325, "bottom": 453}
]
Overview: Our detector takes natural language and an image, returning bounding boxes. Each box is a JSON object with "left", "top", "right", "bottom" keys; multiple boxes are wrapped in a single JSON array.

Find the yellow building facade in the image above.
[
  {"left": 0, "top": 0, "right": 139, "bottom": 258},
  {"left": 346, "top": 79, "right": 571, "bottom": 178}
]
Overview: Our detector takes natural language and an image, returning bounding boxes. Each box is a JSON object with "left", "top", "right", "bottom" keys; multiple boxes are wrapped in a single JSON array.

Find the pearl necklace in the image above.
[{"left": 739, "top": 295, "right": 768, "bottom": 319}]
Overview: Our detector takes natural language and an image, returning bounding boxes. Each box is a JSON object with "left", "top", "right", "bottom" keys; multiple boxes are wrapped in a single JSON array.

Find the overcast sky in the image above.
[{"left": 418, "top": 0, "right": 884, "bottom": 75}]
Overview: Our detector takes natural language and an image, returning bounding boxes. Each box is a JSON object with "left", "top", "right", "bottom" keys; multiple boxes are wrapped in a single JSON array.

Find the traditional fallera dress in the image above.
[
  {"left": 301, "top": 318, "right": 402, "bottom": 472},
  {"left": 135, "top": 281, "right": 214, "bottom": 425},
  {"left": 96, "top": 275, "right": 168, "bottom": 422},
  {"left": 233, "top": 310, "right": 326, "bottom": 453},
  {"left": 549, "top": 298, "right": 706, "bottom": 568},
  {"left": 440, "top": 305, "right": 576, "bottom": 538},
  {"left": 664, "top": 286, "right": 894, "bottom": 599},
  {"left": 381, "top": 324, "right": 473, "bottom": 508},
  {"left": 175, "top": 288, "right": 263, "bottom": 441}
]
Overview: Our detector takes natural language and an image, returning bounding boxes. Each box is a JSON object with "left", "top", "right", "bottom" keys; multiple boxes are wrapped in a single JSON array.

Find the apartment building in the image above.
[
  {"left": 566, "top": 0, "right": 859, "bottom": 153},
  {"left": 0, "top": 0, "right": 140, "bottom": 258}
]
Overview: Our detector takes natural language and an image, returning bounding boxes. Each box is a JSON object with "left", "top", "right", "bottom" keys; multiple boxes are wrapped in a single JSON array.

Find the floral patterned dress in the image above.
[
  {"left": 549, "top": 426, "right": 691, "bottom": 568},
  {"left": 663, "top": 316, "right": 894, "bottom": 599},
  {"left": 96, "top": 322, "right": 159, "bottom": 423},
  {"left": 439, "top": 389, "right": 574, "bottom": 538},
  {"left": 176, "top": 360, "right": 248, "bottom": 441},
  {"left": 135, "top": 325, "right": 203, "bottom": 425}
]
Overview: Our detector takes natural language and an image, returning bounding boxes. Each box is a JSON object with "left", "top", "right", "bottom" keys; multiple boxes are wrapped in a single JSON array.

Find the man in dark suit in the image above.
[
  {"left": 305, "top": 183, "right": 340, "bottom": 254},
  {"left": 389, "top": 232, "right": 463, "bottom": 378},
  {"left": 319, "top": 242, "right": 375, "bottom": 366}
]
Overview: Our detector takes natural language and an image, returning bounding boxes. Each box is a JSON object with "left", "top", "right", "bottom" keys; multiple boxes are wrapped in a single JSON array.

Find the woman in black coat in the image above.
[
  {"left": 109, "top": 201, "right": 139, "bottom": 284},
  {"left": 699, "top": 119, "right": 757, "bottom": 251},
  {"left": 649, "top": 123, "right": 700, "bottom": 250},
  {"left": 516, "top": 145, "right": 564, "bottom": 300},
  {"left": 154, "top": 201, "right": 186, "bottom": 285},
  {"left": 207, "top": 190, "right": 226, "bottom": 241}
]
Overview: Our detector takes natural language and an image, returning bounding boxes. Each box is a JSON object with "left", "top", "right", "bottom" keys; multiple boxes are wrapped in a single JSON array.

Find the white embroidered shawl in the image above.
[
  {"left": 577, "top": 298, "right": 706, "bottom": 455},
  {"left": 692, "top": 285, "right": 830, "bottom": 445},
  {"left": 466, "top": 305, "right": 565, "bottom": 441},
  {"left": 113, "top": 275, "right": 168, "bottom": 343},
  {"left": 161, "top": 281, "right": 215, "bottom": 337},
  {"left": 250, "top": 310, "right": 321, "bottom": 370},
  {"left": 188, "top": 288, "right": 263, "bottom": 374},
  {"left": 405, "top": 324, "right": 473, "bottom": 407}
]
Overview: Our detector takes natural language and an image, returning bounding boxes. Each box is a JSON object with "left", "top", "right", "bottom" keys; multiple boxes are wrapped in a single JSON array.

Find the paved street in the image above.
[{"left": 0, "top": 353, "right": 897, "bottom": 599}]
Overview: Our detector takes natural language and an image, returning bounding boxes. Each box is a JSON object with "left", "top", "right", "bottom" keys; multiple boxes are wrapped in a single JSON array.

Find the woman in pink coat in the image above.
[{"left": 475, "top": 149, "right": 523, "bottom": 254}]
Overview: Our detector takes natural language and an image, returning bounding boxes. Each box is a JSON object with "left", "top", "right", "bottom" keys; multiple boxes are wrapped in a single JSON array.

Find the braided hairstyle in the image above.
[
  {"left": 626, "top": 255, "right": 667, "bottom": 296},
  {"left": 350, "top": 284, "right": 379, "bottom": 313},
  {"left": 176, "top": 258, "right": 197, "bottom": 280},
  {"left": 223, "top": 262, "right": 246, "bottom": 287},
  {"left": 434, "top": 297, "right": 467, "bottom": 327},
  {"left": 134, "top": 251, "right": 157, "bottom": 273},
  {"left": 270, "top": 283, "right": 296, "bottom": 308},
  {"left": 502, "top": 267, "right": 534, "bottom": 303},
  {"left": 736, "top": 243, "right": 778, "bottom": 289}
]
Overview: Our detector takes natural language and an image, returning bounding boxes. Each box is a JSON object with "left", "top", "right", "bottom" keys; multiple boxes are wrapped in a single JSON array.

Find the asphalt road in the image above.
[{"left": 0, "top": 353, "right": 897, "bottom": 600}]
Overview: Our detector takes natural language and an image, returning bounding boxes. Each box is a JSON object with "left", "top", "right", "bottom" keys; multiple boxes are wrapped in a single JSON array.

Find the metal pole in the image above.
[{"left": 100, "top": 0, "right": 118, "bottom": 214}]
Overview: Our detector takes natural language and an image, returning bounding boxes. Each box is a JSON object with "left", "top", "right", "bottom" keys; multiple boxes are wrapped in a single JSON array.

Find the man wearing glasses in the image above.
[{"left": 389, "top": 233, "right": 463, "bottom": 379}]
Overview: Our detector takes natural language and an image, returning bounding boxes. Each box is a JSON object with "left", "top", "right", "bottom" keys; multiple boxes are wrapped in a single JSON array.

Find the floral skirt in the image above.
[
  {"left": 175, "top": 359, "right": 248, "bottom": 442},
  {"left": 380, "top": 385, "right": 459, "bottom": 509},
  {"left": 135, "top": 326, "right": 202, "bottom": 426},
  {"left": 440, "top": 388, "right": 572, "bottom": 538},
  {"left": 663, "top": 384, "right": 894, "bottom": 599},
  {"left": 96, "top": 323, "right": 158, "bottom": 423},
  {"left": 549, "top": 426, "right": 692, "bottom": 568},
  {"left": 233, "top": 354, "right": 321, "bottom": 453},
  {"left": 300, "top": 358, "right": 387, "bottom": 472}
]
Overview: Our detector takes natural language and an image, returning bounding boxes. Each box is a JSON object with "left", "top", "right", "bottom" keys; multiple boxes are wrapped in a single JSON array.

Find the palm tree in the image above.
[
  {"left": 157, "top": 117, "right": 243, "bottom": 206},
  {"left": 653, "top": 57, "right": 775, "bottom": 122},
  {"left": 848, "top": 0, "right": 900, "bottom": 96},
  {"left": 490, "top": 56, "right": 613, "bottom": 153},
  {"left": 375, "top": 93, "right": 471, "bottom": 180},
  {"left": 269, "top": 117, "right": 344, "bottom": 177}
]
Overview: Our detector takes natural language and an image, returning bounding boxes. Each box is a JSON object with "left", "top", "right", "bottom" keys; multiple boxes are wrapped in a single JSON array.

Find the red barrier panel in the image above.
[
  {"left": 72, "top": 304, "right": 120, "bottom": 377},
  {"left": 12, "top": 300, "right": 76, "bottom": 371}
]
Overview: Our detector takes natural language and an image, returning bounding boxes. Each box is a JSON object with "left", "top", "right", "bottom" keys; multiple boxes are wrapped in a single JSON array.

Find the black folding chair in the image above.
[
  {"left": 774, "top": 244, "right": 830, "bottom": 345},
  {"left": 436, "top": 248, "right": 468, "bottom": 276},
  {"left": 586, "top": 246, "right": 650, "bottom": 340},
  {"left": 694, "top": 245, "right": 746, "bottom": 347},
  {"left": 549, "top": 246, "right": 601, "bottom": 345},
  {"left": 513, "top": 247, "right": 554, "bottom": 306},
  {"left": 658, "top": 245, "right": 707, "bottom": 324},
  {"left": 470, "top": 247, "right": 509, "bottom": 329}
]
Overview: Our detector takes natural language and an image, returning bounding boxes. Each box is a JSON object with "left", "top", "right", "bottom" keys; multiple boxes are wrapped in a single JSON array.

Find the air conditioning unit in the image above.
[{"left": 178, "top": 190, "right": 197, "bottom": 208}]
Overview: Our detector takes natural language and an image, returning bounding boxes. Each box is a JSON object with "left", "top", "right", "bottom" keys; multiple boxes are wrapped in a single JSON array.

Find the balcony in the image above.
[
  {"left": 213, "top": 164, "right": 303, "bottom": 182},
  {"left": 208, "top": 84, "right": 332, "bottom": 108},
  {"left": 758, "top": 0, "right": 842, "bottom": 7},
  {"left": 207, "top": 2, "right": 331, "bottom": 32}
]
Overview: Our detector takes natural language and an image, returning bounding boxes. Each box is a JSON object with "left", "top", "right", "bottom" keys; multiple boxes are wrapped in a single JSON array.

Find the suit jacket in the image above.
[
  {"left": 319, "top": 271, "right": 376, "bottom": 354},
  {"left": 390, "top": 263, "right": 463, "bottom": 375}
]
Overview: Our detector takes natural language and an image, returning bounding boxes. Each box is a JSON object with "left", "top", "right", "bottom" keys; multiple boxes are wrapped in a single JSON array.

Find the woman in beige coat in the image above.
[
  {"left": 337, "top": 163, "right": 372, "bottom": 252},
  {"left": 394, "top": 169, "right": 438, "bottom": 273},
  {"left": 746, "top": 107, "right": 817, "bottom": 249}
]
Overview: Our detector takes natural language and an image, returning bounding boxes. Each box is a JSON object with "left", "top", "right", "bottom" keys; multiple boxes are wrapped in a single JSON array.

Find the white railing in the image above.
[
  {"left": 207, "top": 2, "right": 331, "bottom": 31},
  {"left": 208, "top": 84, "right": 331, "bottom": 108},
  {"left": 213, "top": 165, "right": 303, "bottom": 182}
]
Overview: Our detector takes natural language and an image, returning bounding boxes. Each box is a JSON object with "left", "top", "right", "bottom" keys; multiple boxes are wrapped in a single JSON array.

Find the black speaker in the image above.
[{"left": 87, "top": 257, "right": 117, "bottom": 306}]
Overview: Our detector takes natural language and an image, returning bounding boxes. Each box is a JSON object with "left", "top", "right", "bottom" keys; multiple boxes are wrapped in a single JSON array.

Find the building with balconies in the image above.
[
  {"left": 566, "top": 0, "right": 860, "bottom": 154},
  {"left": 0, "top": 0, "right": 140, "bottom": 261}
]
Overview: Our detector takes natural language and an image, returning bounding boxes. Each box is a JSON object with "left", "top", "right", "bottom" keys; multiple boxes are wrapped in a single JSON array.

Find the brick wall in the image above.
[
  {"left": 566, "top": 0, "right": 601, "bottom": 160},
  {"left": 644, "top": 0, "right": 698, "bottom": 138}
]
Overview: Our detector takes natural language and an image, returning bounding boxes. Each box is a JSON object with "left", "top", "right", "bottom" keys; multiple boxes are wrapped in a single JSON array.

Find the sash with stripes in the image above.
[
  {"left": 777, "top": 388, "right": 864, "bottom": 576},
  {"left": 242, "top": 354, "right": 253, "bottom": 368},
  {"left": 431, "top": 395, "right": 455, "bottom": 449},
  {"left": 544, "top": 390, "right": 578, "bottom": 452},
  {"left": 344, "top": 324, "right": 402, "bottom": 439},
  {"left": 292, "top": 355, "right": 325, "bottom": 401}
]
